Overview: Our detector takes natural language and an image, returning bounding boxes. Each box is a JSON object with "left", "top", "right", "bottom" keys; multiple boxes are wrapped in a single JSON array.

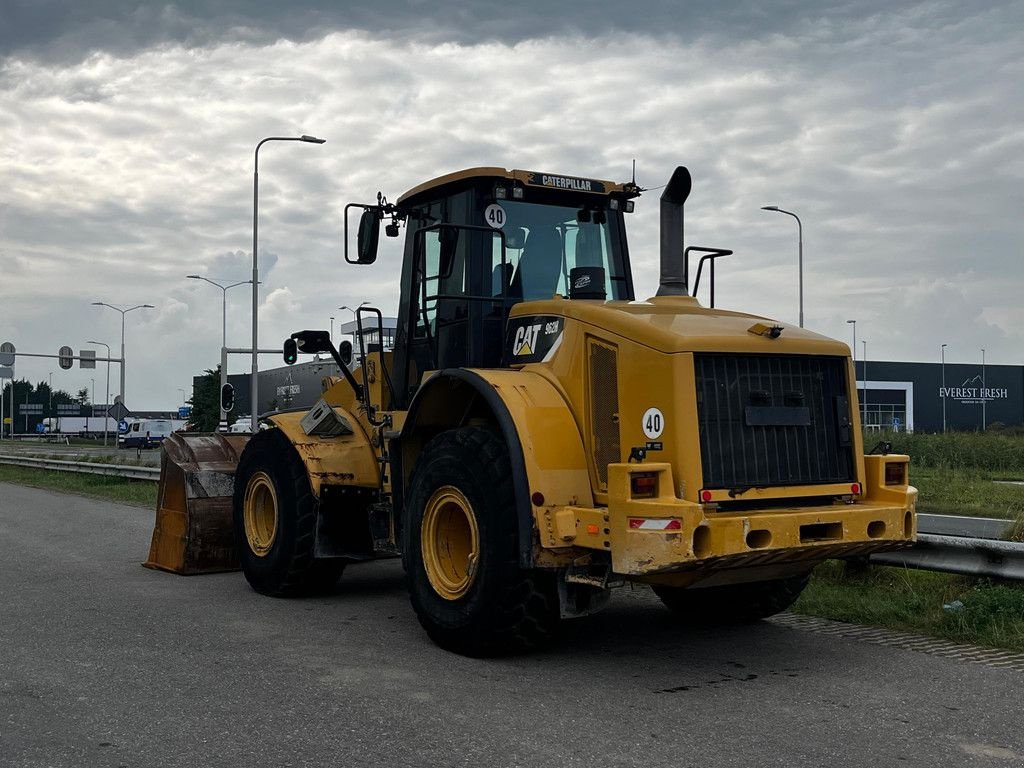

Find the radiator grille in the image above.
[
  {"left": 589, "top": 340, "right": 620, "bottom": 488},
  {"left": 694, "top": 353, "right": 854, "bottom": 490}
]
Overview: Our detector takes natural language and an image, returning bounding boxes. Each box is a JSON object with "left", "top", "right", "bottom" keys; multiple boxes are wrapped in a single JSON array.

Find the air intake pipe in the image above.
[{"left": 656, "top": 166, "right": 692, "bottom": 296}]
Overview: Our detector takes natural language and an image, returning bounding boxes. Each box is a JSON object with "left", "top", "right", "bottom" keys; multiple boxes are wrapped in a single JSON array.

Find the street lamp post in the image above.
[
  {"left": 862, "top": 340, "right": 868, "bottom": 428},
  {"left": 846, "top": 319, "right": 858, "bottom": 420},
  {"left": 91, "top": 302, "right": 153, "bottom": 404},
  {"left": 187, "top": 274, "right": 252, "bottom": 431},
  {"left": 330, "top": 316, "right": 335, "bottom": 345},
  {"left": 981, "top": 347, "right": 986, "bottom": 431},
  {"left": 177, "top": 387, "right": 186, "bottom": 405},
  {"left": 252, "top": 134, "right": 325, "bottom": 430},
  {"left": 88, "top": 340, "right": 112, "bottom": 447},
  {"left": 761, "top": 205, "right": 804, "bottom": 327},
  {"left": 941, "top": 343, "right": 948, "bottom": 433},
  {"left": 339, "top": 302, "right": 369, "bottom": 348}
]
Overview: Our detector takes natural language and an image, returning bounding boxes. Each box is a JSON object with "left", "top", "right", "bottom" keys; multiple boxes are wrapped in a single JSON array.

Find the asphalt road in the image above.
[{"left": 1, "top": 483, "right": 1021, "bottom": 768}]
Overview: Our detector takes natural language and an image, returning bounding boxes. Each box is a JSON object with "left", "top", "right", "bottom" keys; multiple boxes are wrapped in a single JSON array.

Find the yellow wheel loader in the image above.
[{"left": 147, "top": 165, "right": 917, "bottom": 656}]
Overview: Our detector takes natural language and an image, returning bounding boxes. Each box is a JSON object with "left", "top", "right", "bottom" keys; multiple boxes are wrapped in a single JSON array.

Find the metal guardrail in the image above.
[
  {"left": 0, "top": 454, "right": 160, "bottom": 481},
  {"left": 3, "top": 454, "right": 1022, "bottom": 580},
  {"left": 872, "top": 513, "right": 1023, "bottom": 580},
  {"left": 872, "top": 534, "right": 1024, "bottom": 580}
]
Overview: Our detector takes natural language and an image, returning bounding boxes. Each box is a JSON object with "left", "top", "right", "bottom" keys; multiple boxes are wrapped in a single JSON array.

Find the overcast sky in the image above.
[{"left": 1, "top": 1, "right": 1021, "bottom": 410}]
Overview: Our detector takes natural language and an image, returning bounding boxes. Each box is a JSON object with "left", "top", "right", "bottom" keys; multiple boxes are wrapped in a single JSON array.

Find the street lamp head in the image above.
[
  {"left": 941, "top": 343, "right": 948, "bottom": 349},
  {"left": 846, "top": 319, "right": 855, "bottom": 324},
  {"left": 186, "top": 274, "right": 202, "bottom": 280},
  {"left": 300, "top": 134, "right": 326, "bottom": 144},
  {"left": 142, "top": 304, "right": 155, "bottom": 308},
  {"left": 761, "top": 205, "right": 779, "bottom": 211},
  {"left": 91, "top": 301, "right": 105, "bottom": 306}
]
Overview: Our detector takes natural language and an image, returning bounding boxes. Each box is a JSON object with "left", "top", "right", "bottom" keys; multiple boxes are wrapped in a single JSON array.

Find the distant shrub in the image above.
[{"left": 877, "top": 430, "right": 1024, "bottom": 473}]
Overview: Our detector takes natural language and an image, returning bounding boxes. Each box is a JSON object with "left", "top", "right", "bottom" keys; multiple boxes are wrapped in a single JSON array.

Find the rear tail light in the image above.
[
  {"left": 885, "top": 462, "right": 907, "bottom": 486},
  {"left": 630, "top": 472, "right": 658, "bottom": 498}
]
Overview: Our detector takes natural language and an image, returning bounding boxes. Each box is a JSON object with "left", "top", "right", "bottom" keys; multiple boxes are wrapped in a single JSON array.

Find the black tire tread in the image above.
[
  {"left": 233, "top": 429, "right": 343, "bottom": 597},
  {"left": 406, "top": 427, "right": 557, "bottom": 656}
]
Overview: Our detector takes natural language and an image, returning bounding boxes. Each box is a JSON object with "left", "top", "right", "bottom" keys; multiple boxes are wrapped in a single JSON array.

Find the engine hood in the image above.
[{"left": 508, "top": 295, "right": 851, "bottom": 357}]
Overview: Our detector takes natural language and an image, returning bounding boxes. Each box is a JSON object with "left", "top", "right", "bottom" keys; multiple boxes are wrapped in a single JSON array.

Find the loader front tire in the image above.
[
  {"left": 404, "top": 427, "right": 558, "bottom": 656},
  {"left": 653, "top": 573, "right": 810, "bottom": 624},
  {"left": 233, "top": 429, "right": 343, "bottom": 596}
]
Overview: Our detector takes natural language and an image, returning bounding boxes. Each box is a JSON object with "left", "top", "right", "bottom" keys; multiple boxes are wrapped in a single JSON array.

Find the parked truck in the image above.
[{"left": 146, "top": 165, "right": 917, "bottom": 656}]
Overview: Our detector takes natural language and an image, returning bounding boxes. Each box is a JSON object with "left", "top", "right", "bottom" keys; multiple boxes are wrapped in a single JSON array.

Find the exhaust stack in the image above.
[{"left": 656, "top": 166, "right": 692, "bottom": 296}]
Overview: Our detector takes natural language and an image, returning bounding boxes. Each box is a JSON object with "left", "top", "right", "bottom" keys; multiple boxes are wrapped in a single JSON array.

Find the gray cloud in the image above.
[
  {"left": 2, "top": 0, "right": 970, "bottom": 63},
  {"left": 0, "top": 1, "right": 1021, "bottom": 408}
]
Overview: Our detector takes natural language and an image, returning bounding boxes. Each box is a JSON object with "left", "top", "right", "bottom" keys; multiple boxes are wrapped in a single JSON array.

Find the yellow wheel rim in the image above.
[
  {"left": 421, "top": 485, "right": 480, "bottom": 601},
  {"left": 243, "top": 471, "right": 278, "bottom": 557}
]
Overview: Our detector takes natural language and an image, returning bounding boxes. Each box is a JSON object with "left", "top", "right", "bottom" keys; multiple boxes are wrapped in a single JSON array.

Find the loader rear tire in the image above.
[
  {"left": 653, "top": 573, "right": 810, "bottom": 624},
  {"left": 404, "top": 427, "right": 558, "bottom": 656},
  {"left": 233, "top": 428, "right": 344, "bottom": 596}
]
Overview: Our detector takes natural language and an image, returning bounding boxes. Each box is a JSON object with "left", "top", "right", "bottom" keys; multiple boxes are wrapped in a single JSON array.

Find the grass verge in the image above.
[
  {"left": 795, "top": 561, "right": 1024, "bottom": 653},
  {"left": 0, "top": 465, "right": 157, "bottom": 508},
  {"left": 912, "top": 466, "right": 1024, "bottom": 520}
]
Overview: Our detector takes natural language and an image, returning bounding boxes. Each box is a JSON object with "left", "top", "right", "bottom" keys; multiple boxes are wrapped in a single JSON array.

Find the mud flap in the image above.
[{"left": 143, "top": 433, "right": 250, "bottom": 574}]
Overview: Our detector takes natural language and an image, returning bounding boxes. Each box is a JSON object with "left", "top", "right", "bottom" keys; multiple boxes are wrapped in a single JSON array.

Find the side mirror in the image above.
[
  {"left": 357, "top": 209, "right": 380, "bottom": 264},
  {"left": 338, "top": 340, "right": 353, "bottom": 366},
  {"left": 283, "top": 338, "right": 298, "bottom": 365}
]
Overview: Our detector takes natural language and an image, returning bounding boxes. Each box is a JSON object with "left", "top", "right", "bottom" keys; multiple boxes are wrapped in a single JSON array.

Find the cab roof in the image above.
[{"left": 396, "top": 166, "right": 641, "bottom": 207}]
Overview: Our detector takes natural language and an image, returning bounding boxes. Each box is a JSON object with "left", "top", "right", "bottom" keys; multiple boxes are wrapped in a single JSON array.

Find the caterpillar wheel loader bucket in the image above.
[{"left": 144, "top": 432, "right": 251, "bottom": 575}]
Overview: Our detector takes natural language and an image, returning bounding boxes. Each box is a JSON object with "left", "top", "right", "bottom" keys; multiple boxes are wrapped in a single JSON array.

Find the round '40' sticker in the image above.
[
  {"left": 484, "top": 203, "right": 506, "bottom": 229},
  {"left": 642, "top": 407, "right": 665, "bottom": 439}
]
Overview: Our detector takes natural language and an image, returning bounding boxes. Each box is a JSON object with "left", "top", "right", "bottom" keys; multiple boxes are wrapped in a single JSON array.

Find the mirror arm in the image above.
[{"left": 327, "top": 343, "right": 364, "bottom": 402}]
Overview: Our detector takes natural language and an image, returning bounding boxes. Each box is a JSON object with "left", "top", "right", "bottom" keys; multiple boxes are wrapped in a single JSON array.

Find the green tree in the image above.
[
  {"left": 186, "top": 366, "right": 233, "bottom": 432},
  {"left": 77, "top": 387, "right": 90, "bottom": 405}
]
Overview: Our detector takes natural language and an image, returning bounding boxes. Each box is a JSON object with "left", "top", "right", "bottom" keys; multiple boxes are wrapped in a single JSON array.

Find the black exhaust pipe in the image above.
[{"left": 656, "top": 166, "right": 692, "bottom": 296}]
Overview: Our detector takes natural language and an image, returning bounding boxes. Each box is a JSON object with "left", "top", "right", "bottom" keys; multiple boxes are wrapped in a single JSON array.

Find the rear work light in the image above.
[
  {"left": 884, "top": 462, "right": 907, "bottom": 486},
  {"left": 630, "top": 472, "right": 658, "bottom": 498}
]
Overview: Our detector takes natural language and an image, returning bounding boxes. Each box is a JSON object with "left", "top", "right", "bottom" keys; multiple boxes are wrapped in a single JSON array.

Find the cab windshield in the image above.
[{"left": 490, "top": 200, "right": 630, "bottom": 301}]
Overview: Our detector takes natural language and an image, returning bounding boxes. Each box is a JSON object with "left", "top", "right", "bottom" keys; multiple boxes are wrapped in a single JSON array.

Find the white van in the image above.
[{"left": 118, "top": 419, "right": 182, "bottom": 449}]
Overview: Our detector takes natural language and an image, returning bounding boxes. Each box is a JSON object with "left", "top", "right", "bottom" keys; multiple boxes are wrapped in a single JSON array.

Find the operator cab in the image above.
[{"left": 391, "top": 168, "right": 640, "bottom": 406}]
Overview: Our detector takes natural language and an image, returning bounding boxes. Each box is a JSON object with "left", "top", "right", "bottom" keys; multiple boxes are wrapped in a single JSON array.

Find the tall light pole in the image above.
[
  {"left": 981, "top": 347, "right": 986, "bottom": 431},
  {"left": 252, "top": 134, "right": 326, "bottom": 428},
  {"left": 761, "top": 205, "right": 804, "bottom": 327},
  {"left": 48, "top": 372, "right": 53, "bottom": 423},
  {"left": 177, "top": 387, "right": 186, "bottom": 405},
  {"left": 846, "top": 320, "right": 857, "bottom": 416},
  {"left": 88, "top": 340, "right": 112, "bottom": 447},
  {"left": 89, "top": 377, "right": 95, "bottom": 434},
  {"left": 862, "top": 340, "right": 868, "bottom": 427},
  {"left": 941, "top": 343, "right": 948, "bottom": 433},
  {"left": 339, "top": 302, "right": 369, "bottom": 348},
  {"left": 91, "top": 302, "right": 153, "bottom": 404},
  {"left": 330, "top": 316, "right": 335, "bottom": 344},
  {"left": 187, "top": 274, "right": 252, "bottom": 431}
]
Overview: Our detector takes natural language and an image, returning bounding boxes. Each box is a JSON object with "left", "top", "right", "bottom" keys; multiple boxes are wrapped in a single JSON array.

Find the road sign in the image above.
[
  {"left": 0, "top": 342, "right": 14, "bottom": 367},
  {"left": 58, "top": 345, "right": 74, "bottom": 370},
  {"left": 0, "top": 367, "right": 11, "bottom": 380},
  {"left": 80, "top": 349, "right": 97, "bottom": 369},
  {"left": 118, "top": 420, "right": 129, "bottom": 433},
  {"left": 178, "top": 406, "right": 192, "bottom": 419},
  {"left": 107, "top": 401, "right": 130, "bottom": 421},
  {"left": 19, "top": 403, "right": 43, "bottom": 414},
  {"left": 57, "top": 404, "right": 82, "bottom": 415},
  {"left": 36, "top": 423, "right": 46, "bottom": 434}
]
